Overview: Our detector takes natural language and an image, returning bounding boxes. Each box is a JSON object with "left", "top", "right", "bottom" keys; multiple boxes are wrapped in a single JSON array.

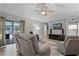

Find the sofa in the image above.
[
  {"left": 15, "top": 33, "right": 50, "bottom": 56},
  {"left": 57, "top": 36, "right": 79, "bottom": 56}
]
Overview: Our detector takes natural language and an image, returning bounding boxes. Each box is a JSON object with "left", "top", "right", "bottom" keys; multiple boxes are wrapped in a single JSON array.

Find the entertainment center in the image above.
[
  {"left": 49, "top": 23, "right": 65, "bottom": 41},
  {"left": 49, "top": 34, "right": 65, "bottom": 41}
]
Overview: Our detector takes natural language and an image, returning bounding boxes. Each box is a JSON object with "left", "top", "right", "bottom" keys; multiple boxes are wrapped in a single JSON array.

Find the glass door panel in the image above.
[
  {"left": 5, "top": 20, "right": 21, "bottom": 45},
  {"left": 5, "top": 21, "right": 14, "bottom": 45},
  {"left": 13, "top": 21, "right": 20, "bottom": 43},
  {"left": 14, "top": 21, "right": 20, "bottom": 33}
]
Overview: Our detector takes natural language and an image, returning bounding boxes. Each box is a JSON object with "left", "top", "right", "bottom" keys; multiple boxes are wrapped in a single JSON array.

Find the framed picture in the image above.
[{"left": 53, "top": 23, "right": 62, "bottom": 30}]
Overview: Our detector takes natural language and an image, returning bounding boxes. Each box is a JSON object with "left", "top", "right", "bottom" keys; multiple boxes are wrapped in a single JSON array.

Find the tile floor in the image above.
[{"left": 0, "top": 39, "right": 63, "bottom": 56}]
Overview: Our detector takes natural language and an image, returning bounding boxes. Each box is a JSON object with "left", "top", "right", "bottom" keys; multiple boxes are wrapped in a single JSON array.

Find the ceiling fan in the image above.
[{"left": 35, "top": 3, "right": 54, "bottom": 16}]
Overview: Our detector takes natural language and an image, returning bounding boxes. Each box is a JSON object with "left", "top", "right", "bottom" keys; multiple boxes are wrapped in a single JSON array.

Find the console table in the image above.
[{"left": 48, "top": 34, "right": 65, "bottom": 41}]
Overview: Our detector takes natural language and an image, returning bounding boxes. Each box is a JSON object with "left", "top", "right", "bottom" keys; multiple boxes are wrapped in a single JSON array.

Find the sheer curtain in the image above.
[
  {"left": 20, "top": 20, "right": 25, "bottom": 33},
  {"left": 0, "top": 17, "right": 5, "bottom": 47},
  {"left": 78, "top": 22, "right": 79, "bottom": 36}
]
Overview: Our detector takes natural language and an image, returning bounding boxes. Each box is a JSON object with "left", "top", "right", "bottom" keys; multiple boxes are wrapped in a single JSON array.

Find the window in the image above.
[
  {"left": 68, "top": 23, "right": 78, "bottom": 36},
  {"left": 69, "top": 24, "right": 77, "bottom": 30}
]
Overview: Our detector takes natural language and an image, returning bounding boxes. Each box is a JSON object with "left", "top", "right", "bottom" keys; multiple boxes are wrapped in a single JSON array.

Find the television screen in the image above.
[{"left": 53, "top": 23, "right": 62, "bottom": 30}]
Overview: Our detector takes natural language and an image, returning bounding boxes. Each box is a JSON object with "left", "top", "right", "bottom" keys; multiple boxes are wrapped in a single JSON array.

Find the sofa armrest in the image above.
[
  {"left": 65, "top": 39, "right": 79, "bottom": 55},
  {"left": 57, "top": 42, "right": 66, "bottom": 55}
]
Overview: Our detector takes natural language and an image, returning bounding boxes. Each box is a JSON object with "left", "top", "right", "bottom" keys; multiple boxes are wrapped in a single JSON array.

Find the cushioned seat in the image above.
[
  {"left": 15, "top": 33, "right": 50, "bottom": 56},
  {"left": 29, "top": 35, "right": 50, "bottom": 56},
  {"left": 38, "top": 44, "right": 50, "bottom": 56},
  {"left": 57, "top": 36, "right": 79, "bottom": 56}
]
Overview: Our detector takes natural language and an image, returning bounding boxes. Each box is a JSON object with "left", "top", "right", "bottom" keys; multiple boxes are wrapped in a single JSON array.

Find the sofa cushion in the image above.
[
  {"left": 29, "top": 36, "right": 39, "bottom": 54},
  {"left": 38, "top": 44, "right": 50, "bottom": 56},
  {"left": 15, "top": 33, "right": 36, "bottom": 55},
  {"left": 27, "top": 39, "right": 36, "bottom": 55}
]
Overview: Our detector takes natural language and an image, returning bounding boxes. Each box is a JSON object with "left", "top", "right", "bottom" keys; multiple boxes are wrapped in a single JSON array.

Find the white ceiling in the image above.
[{"left": 0, "top": 3, "right": 79, "bottom": 22}]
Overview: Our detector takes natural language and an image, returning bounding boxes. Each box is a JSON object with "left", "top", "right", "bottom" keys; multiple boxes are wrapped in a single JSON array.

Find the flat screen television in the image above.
[{"left": 53, "top": 23, "right": 62, "bottom": 30}]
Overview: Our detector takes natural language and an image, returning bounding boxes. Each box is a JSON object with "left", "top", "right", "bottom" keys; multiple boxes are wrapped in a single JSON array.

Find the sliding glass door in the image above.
[
  {"left": 0, "top": 18, "right": 25, "bottom": 46},
  {"left": 5, "top": 21, "right": 14, "bottom": 45},
  {"left": 5, "top": 20, "right": 25, "bottom": 45},
  {"left": 5, "top": 20, "right": 21, "bottom": 45}
]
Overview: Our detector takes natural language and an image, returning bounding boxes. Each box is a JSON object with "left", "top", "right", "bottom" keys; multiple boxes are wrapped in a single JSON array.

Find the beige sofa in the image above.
[
  {"left": 15, "top": 33, "right": 50, "bottom": 56},
  {"left": 57, "top": 36, "right": 79, "bottom": 56}
]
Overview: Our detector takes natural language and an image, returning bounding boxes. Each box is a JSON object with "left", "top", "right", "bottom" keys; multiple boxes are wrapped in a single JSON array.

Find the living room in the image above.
[{"left": 0, "top": 2, "right": 79, "bottom": 56}]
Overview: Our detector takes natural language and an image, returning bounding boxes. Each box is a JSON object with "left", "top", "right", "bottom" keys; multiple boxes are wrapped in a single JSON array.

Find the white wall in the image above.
[
  {"left": 0, "top": 12, "right": 45, "bottom": 39},
  {"left": 25, "top": 19, "right": 45, "bottom": 39},
  {"left": 48, "top": 16, "right": 79, "bottom": 36},
  {"left": 1, "top": 12, "right": 79, "bottom": 38},
  {"left": 66, "top": 16, "right": 79, "bottom": 36},
  {"left": 0, "top": 5, "right": 2, "bottom": 12}
]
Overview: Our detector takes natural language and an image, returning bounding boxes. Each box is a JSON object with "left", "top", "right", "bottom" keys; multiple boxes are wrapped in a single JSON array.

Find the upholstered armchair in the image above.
[
  {"left": 57, "top": 36, "right": 79, "bottom": 56},
  {"left": 15, "top": 33, "right": 50, "bottom": 56}
]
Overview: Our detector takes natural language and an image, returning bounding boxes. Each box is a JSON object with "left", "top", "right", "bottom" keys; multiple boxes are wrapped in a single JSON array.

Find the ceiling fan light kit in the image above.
[
  {"left": 37, "top": 3, "right": 53, "bottom": 16},
  {"left": 41, "top": 11, "right": 46, "bottom": 15}
]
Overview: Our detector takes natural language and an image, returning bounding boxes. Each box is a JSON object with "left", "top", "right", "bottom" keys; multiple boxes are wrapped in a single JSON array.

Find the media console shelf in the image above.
[{"left": 48, "top": 34, "right": 65, "bottom": 41}]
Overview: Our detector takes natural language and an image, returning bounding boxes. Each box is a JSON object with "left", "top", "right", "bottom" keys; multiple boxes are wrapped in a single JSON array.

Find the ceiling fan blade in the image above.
[{"left": 34, "top": 9, "right": 41, "bottom": 12}]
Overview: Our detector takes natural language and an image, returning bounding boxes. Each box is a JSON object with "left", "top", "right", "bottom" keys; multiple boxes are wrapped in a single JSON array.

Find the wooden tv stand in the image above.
[{"left": 48, "top": 34, "right": 65, "bottom": 41}]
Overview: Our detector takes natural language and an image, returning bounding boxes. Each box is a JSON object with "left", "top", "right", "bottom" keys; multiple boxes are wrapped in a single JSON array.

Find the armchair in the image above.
[
  {"left": 57, "top": 36, "right": 79, "bottom": 56},
  {"left": 15, "top": 33, "right": 50, "bottom": 56}
]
